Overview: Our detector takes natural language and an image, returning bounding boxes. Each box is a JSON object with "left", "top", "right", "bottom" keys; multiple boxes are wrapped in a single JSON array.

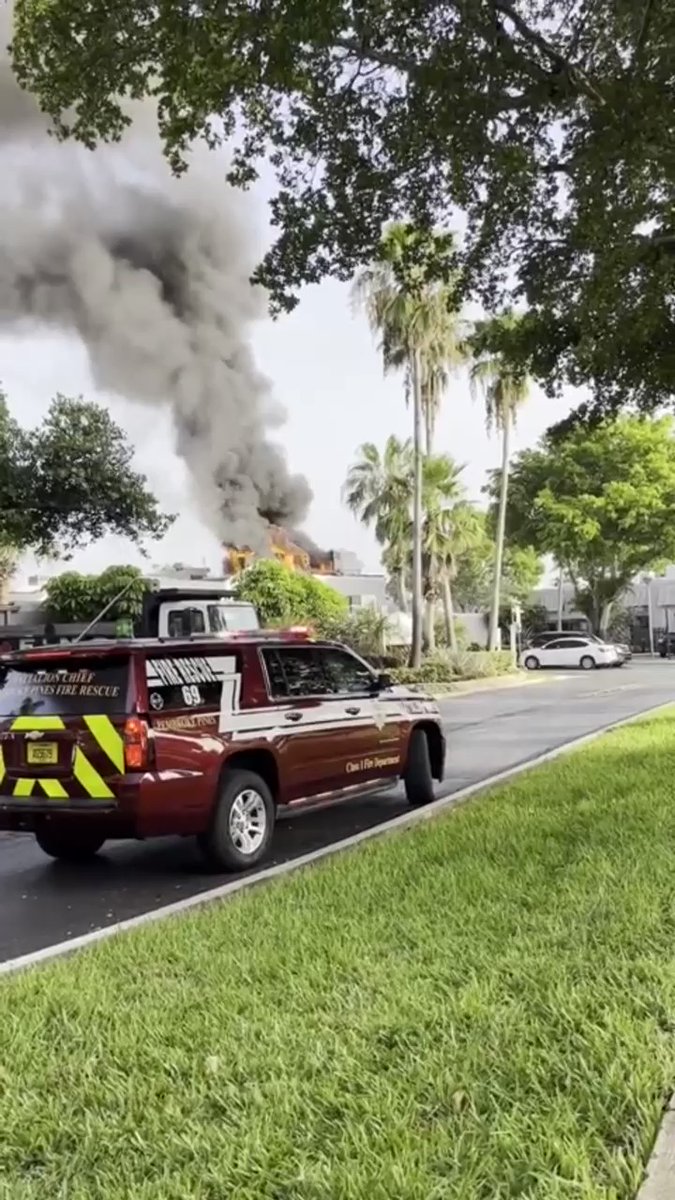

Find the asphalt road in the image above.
[{"left": 1, "top": 659, "right": 673, "bottom": 964}]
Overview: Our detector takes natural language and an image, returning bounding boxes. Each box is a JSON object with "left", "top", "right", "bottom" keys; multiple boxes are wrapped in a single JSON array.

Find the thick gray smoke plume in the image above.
[{"left": 0, "top": 6, "right": 311, "bottom": 550}]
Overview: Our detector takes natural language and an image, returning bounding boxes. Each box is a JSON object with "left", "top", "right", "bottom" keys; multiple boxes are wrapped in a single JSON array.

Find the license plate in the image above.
[{"left": 26, "top": 742, "right": 58, "bottom": 766}]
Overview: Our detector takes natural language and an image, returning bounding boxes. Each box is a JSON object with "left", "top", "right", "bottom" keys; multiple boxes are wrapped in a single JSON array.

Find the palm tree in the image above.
[
  {"left": 430, "top": 502, "right": 486, "bottom": 651},
  {"left": 342, "top": 435, "right": 413, "bottom": 612},
  {"left": 353, "top": 223, "right": 464, "bottom": 666},
  {"left": 418, "top": 290, "right": 471, "bottom": 455},
  {"left": 420, "top": 453, "right": 465, "bottom": 652},
  {"left": 470, "top": 313, "right": 531, "bottom": 651}
]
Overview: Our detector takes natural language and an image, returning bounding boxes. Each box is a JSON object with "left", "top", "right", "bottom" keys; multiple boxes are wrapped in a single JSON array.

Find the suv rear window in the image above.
[{"left": 0, "top": 656, "right": 131, "bottom": 717}]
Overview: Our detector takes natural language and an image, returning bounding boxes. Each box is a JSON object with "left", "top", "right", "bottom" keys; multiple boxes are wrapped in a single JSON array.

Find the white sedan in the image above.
[{"left": 521, "top": 636, "right": 622, "bottom": 671}]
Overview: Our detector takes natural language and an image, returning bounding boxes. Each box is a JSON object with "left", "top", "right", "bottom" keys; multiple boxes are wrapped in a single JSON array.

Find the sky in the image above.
[
  {"left": 1, "top": 277, "right": 578, "bottom": 586},
  {"left": 0, "top": 135, "right": 579, "bottom": 588}
]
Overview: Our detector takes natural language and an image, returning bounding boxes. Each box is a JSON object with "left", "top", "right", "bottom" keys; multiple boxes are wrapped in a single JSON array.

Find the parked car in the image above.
[
  {"left": 0, "top": 629, "right": 446, "bottom": 871},
  {"left": 525, "top": 629, "right": 631, "bottom": 662},
  {"left": 521, "top": 636, "right": 622, "bottom": 671},
  {"left": 525, "top": 630, "right": 602, "bottom": 649}
]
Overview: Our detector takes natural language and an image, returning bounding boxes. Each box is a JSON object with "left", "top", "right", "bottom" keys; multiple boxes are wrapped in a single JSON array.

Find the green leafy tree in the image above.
[
  {"left": 232, "top": 559, "right": 347, "bottom": 629},
  {"left": 45, "top": 565, "right": 151, "bottom": 623},
  {"left": 492, "top": 416, "right": 675, "bottom": 633},
  {"left": 470, "top": 314, "right": 531, "bottom": 649},
  {"left": 353, "top": 223, "right": 461, "bottom": 667},
  {"left": 0, "top": 391, "right": 173, "bottom": 557},
  {"left": 500, "top": 546, "right": 543, "bottom": 608},
  {"left": 452, "top": 514, "right": 542, "bottom": 613},
  {"left": 11, "top": 2, "right": 675, "bottom": 415}
]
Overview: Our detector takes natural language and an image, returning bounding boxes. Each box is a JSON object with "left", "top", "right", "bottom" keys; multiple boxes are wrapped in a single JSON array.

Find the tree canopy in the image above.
[
  {"left": 0, "top": 392, "right": 173, "bottom": 556},
  {"left": 492, "top": 416, "right": 675, "bottom": 630},
  {"left": 44, "top": 565, "right": 151, "bottom": 623},
  {"left": 232, "top": 559, "right": 347, "bottom": 629},
  {"left": 11, "top": 1, "right": 675, "bottom": 413},
  {"left": 451, "top": 513, "right": 542, "bottom": 612}
]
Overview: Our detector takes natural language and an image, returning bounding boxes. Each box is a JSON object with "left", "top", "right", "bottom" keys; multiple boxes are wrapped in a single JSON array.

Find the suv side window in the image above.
[
  {"left": 262, "top": 648, "right": 329, "bottom": 698},
  {"left": 321, "top": 648, "right": 376, "bottom": 695}
]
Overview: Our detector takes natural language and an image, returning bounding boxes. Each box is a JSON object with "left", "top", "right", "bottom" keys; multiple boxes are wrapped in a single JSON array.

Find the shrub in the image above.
[
  {"left": 320, "top": 607, "right": 393, "bottom": 659},
  {"left": 392, "top": 650, "right": 515, "bottom": 687},
  {"left": 433, "top": 617, "right": 469, "bottom": 649}
]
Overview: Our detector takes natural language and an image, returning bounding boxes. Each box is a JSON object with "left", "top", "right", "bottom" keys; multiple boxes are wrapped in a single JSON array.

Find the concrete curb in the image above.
[
  {"left": 429, "top": 672, "right": 570, "bottom": 699},
  {"left": 638, "top": 1096, "right": 675, "bottom": 1199},
  {"left": 1, "top": 699, "right": 672, "bottom": 979}
]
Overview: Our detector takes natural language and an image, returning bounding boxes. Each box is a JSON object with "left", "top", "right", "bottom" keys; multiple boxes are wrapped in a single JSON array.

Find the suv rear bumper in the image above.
[{"left": 0, "top": 769, "right": 215, "bottom": 838}]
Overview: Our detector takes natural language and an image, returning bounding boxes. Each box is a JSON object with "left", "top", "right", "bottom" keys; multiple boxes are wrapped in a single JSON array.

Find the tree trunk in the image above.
[
  {"left": 397, "top": 569, "right": 408, "bottom": 613},
  {"left": 488, "top": 412, "right": 511, "bottom": 652},
  {"left": 442, "top": 573, "right": 457, "bottom": 651},
  {"left": 409, "top": 349, "right": 424, "bottom": 668},
  {"left": 425, "top": 599, "right": 436, "bottom": 653},
  {"left": 424, "top": 405, "right": 433, "bottom": 457}
]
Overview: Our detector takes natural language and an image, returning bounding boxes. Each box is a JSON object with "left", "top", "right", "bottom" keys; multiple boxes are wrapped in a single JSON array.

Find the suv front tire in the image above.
[
  {"left": 403, "top": 728, "right": 436, "bottom": 807},
  {"left": 199, "top": 768, "right": 275, "bottom": 872}
]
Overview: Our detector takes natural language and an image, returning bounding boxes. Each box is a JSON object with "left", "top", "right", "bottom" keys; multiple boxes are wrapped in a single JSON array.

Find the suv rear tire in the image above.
[
  {"left": 35, "top": 823, "right": 105, "bottom": 862},
  {"left": 403, "top": 728, "right": 436, "bottom": 807},
  {"left": 523, "top": 655, "right": 540, "bottom": 670},
  {"left": 198, "top": 769, "right": 275, "bottom": 871}
]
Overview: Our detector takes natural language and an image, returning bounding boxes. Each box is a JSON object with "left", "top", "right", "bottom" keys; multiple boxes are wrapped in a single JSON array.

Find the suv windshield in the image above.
[{"left": 0, "top": 656, "right": 131, "bottom": 717}]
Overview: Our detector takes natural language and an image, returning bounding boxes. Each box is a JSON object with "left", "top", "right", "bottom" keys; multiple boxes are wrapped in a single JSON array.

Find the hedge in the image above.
[{"left": 391, "top": 650, "right": 516, "bottom": 685}]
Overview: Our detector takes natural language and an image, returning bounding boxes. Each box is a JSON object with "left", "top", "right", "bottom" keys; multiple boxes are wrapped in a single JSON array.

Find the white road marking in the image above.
[{"left": 0, "top": 699, "right": 671, "bottom": 978}]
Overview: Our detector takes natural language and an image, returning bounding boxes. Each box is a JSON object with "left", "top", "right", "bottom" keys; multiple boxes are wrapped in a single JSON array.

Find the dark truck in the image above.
[{"left": 0, "top": 583, "right": 260, "bottom": 651}]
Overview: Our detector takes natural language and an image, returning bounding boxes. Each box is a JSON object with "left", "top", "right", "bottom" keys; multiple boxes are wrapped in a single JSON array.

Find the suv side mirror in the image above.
[{"left": 372, "top": 670, "right": 393, "bottom": 691}]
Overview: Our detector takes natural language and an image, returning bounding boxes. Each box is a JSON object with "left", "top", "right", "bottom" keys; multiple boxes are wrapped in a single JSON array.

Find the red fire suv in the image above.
[{"left": 0, "top": 630, "right": 446, "bottom": 870}]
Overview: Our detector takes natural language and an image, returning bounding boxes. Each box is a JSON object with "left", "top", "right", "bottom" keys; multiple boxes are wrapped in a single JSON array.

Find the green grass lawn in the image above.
[{"left": 3, "top": 713, "right": 675, "bottom": 1199}]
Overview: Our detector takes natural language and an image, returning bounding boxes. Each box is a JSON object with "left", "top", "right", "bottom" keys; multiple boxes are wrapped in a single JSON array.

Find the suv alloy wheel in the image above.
[{"left": 198, "top": 768, "right": 275, "bottom": 871}]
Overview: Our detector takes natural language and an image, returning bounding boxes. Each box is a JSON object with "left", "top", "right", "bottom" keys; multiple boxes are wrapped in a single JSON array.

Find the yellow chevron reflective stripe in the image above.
[
  {"left": 39, "top": 779, "right": 68, "bottom": 799},
  {"left": 13, "top": 778, "right": 35, "bottom": 797},
  {"left": 2, "top": 713, "right": 123, "bottom": 800},
  {"left": 11, "top": 716, "right": 65, "bottom": 730},
  {"left": 73, "top": 748, "right": 114, "bottom": 799},
  {"left": 83, "top": 715, "right": 125, "bottom": 774}
]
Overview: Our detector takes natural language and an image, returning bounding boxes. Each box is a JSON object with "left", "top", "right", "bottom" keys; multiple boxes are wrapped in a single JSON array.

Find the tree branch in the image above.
[{"left": 492, "top": 0, "right": 572, "bottom": 74}]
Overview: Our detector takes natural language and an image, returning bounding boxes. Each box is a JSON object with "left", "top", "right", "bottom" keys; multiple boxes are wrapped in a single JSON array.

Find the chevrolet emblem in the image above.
[{"left": 23, "top": 730, "right": 44, "bottom": 740}]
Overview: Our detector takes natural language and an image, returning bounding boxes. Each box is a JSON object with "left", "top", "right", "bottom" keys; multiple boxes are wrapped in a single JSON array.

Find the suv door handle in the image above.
[
  {"left": 284, "top": 711, "right": 303, "bottom": 722},
  {"left": 345, "top": 706, "right": 361, "bottom": 715}
]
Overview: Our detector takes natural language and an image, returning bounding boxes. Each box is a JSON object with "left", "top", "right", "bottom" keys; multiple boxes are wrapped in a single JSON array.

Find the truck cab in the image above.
[
  {"left": 148, "top": 594, "right": 260, "bottom": 638},
  {"left": 0, "top": 581, "right": 260, "bottom": 652}
]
